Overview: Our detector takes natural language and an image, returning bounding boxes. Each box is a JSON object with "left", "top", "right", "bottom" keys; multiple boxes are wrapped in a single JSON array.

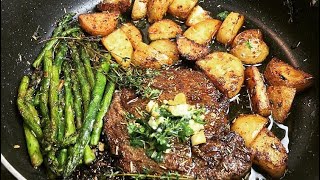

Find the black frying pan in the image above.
[{"left": 1, "top": 0, "right": 319, "bottom": 179}]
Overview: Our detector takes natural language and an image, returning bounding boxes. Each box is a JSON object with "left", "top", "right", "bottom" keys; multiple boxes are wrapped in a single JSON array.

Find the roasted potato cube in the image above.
[
  {"left": 147, "top": 0, "right": 172, "bottom": 23},
  {"left": 183, "top": 19, "right": 221, "bottom": 45},
  {"left": 98, "top": 0, "right": 132, "bottom": 13},
  {"left": 267, "top": 86, "right": 296, "bottom": 123},
  {"left": 245, "top": 66, "right": 271, "bottom": 116},
  {"left": 131, "top": 0, "right": 148, "bottom": 20},
  {"left": 176, "top": 36, "right": 210, "bottom": 61},
  {"left": 230, "top": 29, "right": 269, "bottom": 64},
  {"left": 120, "top": 23, "right": 143, "bottom": 49},
  {"left": 216, "top": 12, "right": 245, "bottom": 45},
  {"left": 150, "top": 40, "right": 179, "bottom": 63},
  {"left": 264, "top": 58, "right": 314, "bottom": 92},
  {"left": 132, "top": 42, "right": 175, "bottom": 69},
  {"left": 78, "top": 12, "right": 119, "bottom": 36},
  {"left": 148, "top": 19, "right": 182, "bottom": 41},
  {"left": 251, "top": 128, "right": 288, "bottom": 178},
  {"left": 231, "top": 114, "right": 268, "bottom": 147},
  {"left": 101, "top": 29, "right": 133, "bottom": 68},
  {"left": 230, "top": 39, "right": 269, "bottom": 64},
  {"left": 186, "top": 5, "right": 212, "bottom": 26},
  {"left": 168, "top": 0, "right": 198, "bottom": 19},
  {"left": 231, "top": 29, "right": 263, "bottom": 48},
  {"left": 196, "top": 52, "right": 244, "bottom": 98}
]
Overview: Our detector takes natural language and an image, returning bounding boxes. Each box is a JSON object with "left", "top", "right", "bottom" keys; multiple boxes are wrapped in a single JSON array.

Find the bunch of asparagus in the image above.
[{"left": 17, "top": 13, "right": 116, "bottom": 178}]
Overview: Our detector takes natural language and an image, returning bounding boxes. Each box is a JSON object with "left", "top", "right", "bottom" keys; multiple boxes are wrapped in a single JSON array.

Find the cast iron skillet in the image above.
[{"left": 1, "top": 0, "right": 319, "bottom": 179}]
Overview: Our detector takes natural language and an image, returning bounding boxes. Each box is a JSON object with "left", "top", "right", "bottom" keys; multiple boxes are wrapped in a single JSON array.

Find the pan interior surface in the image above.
[{"left": 1, "top": 0, "right": 318, "bottom": 179}]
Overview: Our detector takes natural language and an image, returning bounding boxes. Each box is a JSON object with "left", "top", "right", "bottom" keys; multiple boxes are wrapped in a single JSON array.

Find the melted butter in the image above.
[{"left": 248, "top": 168, "right": 266, "bottom": 180}]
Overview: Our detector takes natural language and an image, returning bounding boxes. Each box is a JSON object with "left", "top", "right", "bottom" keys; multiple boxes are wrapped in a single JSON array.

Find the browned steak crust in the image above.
[{"left": 104, "top": 68, "right": 252, "bottom": 179}]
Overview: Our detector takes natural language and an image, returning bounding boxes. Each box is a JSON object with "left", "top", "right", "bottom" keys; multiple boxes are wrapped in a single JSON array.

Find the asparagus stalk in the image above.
[
  {"left": 64, "top": 63, "right": 108, "bottom": 177},
  {"left": 80, "top": 46, "right": 95, "bottom": 89},
  {"left": 69, "top": 42, "right": 91, "bottom": 113},
  {"left": 23, "top": 123, "right": 43, "bottom": 167},
  {"left": 71, "top": 71, "right": 83, "bottom": 129},
  {"left": 17, "top": 77, "right": 43, "bottom": 139},
  {"left": 83, "top": 145, "right": 96, "bottom": 165},
  {"left": 32, "top": 13, "right": 76, "bottom": 68},
  {"left": 63, "top": 62, "right": 76, "bottom": 138}
]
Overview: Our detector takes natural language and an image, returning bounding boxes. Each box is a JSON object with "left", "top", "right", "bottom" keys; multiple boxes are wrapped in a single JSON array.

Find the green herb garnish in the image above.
[
  {"left": 127, "top": 102, "right": 206, "bottom": 162},
  {"left": 246, "top": 41, "right": 253, "bottom": 50},
  {"left": 217, "top": 11, "right": 230, "bottom": 20}
]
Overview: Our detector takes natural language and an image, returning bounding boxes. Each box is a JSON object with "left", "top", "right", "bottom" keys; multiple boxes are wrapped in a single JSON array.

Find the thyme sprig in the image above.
[{"left": 101, "top": 171, "right": 195, "bottom": 180}]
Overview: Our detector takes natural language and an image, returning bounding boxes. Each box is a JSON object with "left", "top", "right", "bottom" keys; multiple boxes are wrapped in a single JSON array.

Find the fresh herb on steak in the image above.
[
  {"left": 110, "top": 68, "right": 162, "bottom": 99},
  {"left": 127, "top": 99, "right": 206, "bottom": 162}
]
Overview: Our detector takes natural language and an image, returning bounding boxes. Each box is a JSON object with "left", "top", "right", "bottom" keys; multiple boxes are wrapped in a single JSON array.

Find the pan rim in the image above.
[{"left": 1, "top": 154, "right": 26, "bottom": 180}]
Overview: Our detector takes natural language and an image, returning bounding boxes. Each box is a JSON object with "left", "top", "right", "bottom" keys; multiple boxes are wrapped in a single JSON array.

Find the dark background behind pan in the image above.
[{"left": 1, "top": 0, "right": 319, "bottom": 179}]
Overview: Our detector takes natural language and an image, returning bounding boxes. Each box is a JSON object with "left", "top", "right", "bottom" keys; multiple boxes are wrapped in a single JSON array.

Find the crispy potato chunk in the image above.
[
  {"left": 216, "top": 12, "right": 245, "bottom": 45},
  {"left": 251, "top": 128, "right": 288, "bottom": 178},
  {"left": 148, "top": 19, "right": 182, "bottom": 41},
  {"left": 150, "top": 40, "right": 179, "bottom": 63},
  {"left": 264, "top": 58, "right": 314, "bottom": 92},
  {"left": 78, "top": 12, "right": 119, "bottom": 36},
  {"left": 183, "top": 19, "right": 221, "bottom": 45},
  {"left": 120, "top": 23, "right": 143, "bottom": 49},
  {"left": 230, "top": 29, "right": 269, "bottom": 64},
  {"left": 176, "top": 36, "right": 210, "bottom": 61},
  {"left": 231, "top": 29, "right": 263, "bottom": 48},
  {"left": 168, "top": 0, "right": 198, "bottom": 19},
  {"left": 147, "top": 0, "right": 172, "bottom": 23},
  {"left": 186, "top": 5, "right": 212, "bottom": 26},
  {"left": 131, "top": 0, "right": 148, "bottom": 20},
  {"left": 245, "top": 66, "right": 271, "bottom": 117},
  {"left": 98, "top": 0, "right": 132, "bottom": 13},
  {"left": 132, "top": 42, "right": 175, "bottom": 69},
  {"left": 196, "top": 52, "right": 244, "bottom": 98},
  {"left": 231, "top": 114, "right": 268, "bottom": 147},
  {"left": 267, "top": 86, "right": 296, "bottom": 123},
  {"left": 101, "top": 29, "right": 133, "bottom": 68}
]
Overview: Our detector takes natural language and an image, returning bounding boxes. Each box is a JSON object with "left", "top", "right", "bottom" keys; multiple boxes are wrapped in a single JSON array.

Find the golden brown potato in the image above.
[
  {"left": 264, "top": 58, "right": 314, "bottom": 92},
  {"left": 186, "top": 5, "right": 212, "bottom": 26},
  {"left": 176, "top": 36, "right": 210, "bottom": 61},
  {"left": 216, "top": 12, "right": 245, "bottom": 45},
  {"left": 267, "top": 86, "right": 296, "bottom": 123},
  {"left": 230, "top": 40, "right": 269, "bottom": 64},
  {"left": 98, "top": 0, "right": 132, "bottom": 13},
  {"left": 231, "top": 114, "right": 268, "bottom": 147},
  {"left": 245, "top": 66, "right": 271, "bottom": 117},
  {"left": 150, "top": 40, "right": 179, "bottom": 63},
  {"left": 78, "top": 12, "right": 119, "bottom": 36},
  {"left": 101, "top": 29, "right": 133, "bottom": 68},
  {"left": 196, "top": 52, "right": 244, "bottom": 98},
  {"left": 183, "top": 19, "right": 221, "bottom": 45},
  {"left": 251, "top": 128, "right": 288, "bottom": 178},
  {"left": 147, "top": 0, "right": 172, "bottom": 23},
  {"left": 120, "top": 23, "right": 143, "bottom": 49},
  {"left": 131, "top": 0, "right": 148, "bottom": 20},
  {"left": 132, "top": 42, "right": 175, "bottom": 69},
  {"left": 230, "top": 29, "right": 269, "bottom": 64},
  {"left": 231, "top": 29, "right": 263, "bottom": 48},
  {"left": 148, "top": 19, "right": 182, "bottom": 41},
  {"left": 168, "top": 0, "right": 198, "bottom": 19}
]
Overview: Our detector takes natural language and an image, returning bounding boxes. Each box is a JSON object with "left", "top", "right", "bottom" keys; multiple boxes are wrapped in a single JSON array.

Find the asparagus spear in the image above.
[
  {"left": 71, "top": 71, "right": 83, "bottom": 129},
  {"left": 69, "top": 42, "right": 91, "bottom": 113},
  {"left": 57, "top": 149, "right": 68, "bottom": 172},
  {"left": 23, "top": 123, "right": 43, "bottom": 167},
  {"left": 60, "top": 132, "right": 78, "bottom": 148},
  {"left": 39, "top": 50, "right": 54, "bottom": 142},
  {"left": 57, "top": 87, "right": 66, "bottom": 143},
  {"left": 80, "top": 46, "right": 95, "bottom": 89},
  {"left": 64, "top": 62, "right": 108, "bottom": 177},
  {"left": 83, "top": 145, "right": 96, "bottom": 165},
  {"left": 32, "top": 13, "right": 76, "bottom": 68},
  {"left": 90, "top": 81, "right": 115, "bottom": 145},
  {"left": 63, "top": 62, "right": 76, "bottom": 138},
  {"left": 18, "top": 76, "right": 43, "bottom": 167},
  {"left": 17, "top": 77, "right": 43, "bottom": 139}
]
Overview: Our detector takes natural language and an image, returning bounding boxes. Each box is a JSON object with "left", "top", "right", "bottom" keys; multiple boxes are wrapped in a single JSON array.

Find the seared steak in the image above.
[{"left": 104, "top": 68, "right": 252, "bottom": 179}]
